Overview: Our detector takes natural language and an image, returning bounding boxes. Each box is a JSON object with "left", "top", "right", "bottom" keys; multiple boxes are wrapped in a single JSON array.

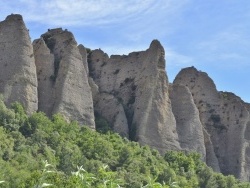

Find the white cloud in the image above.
[
  {"left": 0, "top": 0, "right": 190, "bottom": 27},
  {"left": 0, "top": 0, "right": 193, "bottom": 67},
  {"left": 195, "top": 25, "right": 250, "bottom": 69},
  {"left": 165, "top": 48, "right": 193, "bottom": 67},
  {"left": 198, "top": 30, "right": 248, "bottom": 52},
  {"left": 218, "top": 53, "right": 243, "bottom": 60},
  {"left": 101, "top": 45, "right": 146, "bottom": 56}
]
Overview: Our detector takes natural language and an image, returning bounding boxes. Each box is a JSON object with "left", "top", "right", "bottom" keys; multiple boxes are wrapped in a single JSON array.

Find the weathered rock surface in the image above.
[
  {"left": 169, "top": 84, "right": 206, "bottom": 160},
  {"left": 174, "top": 67, "right": 250, "bottom": 180},
  {"left": 94, "top": 93, "right": 129, "bottom": 137},
  {"left": 2, "top": 13, "right": 250, "bottom": 181},
  {"left": 78, "top": 44, "right": 89, "bottom": 76},
  {"left": 33, "top": 28, "right": 95, "bottom": 128},
  {"left": 0, "top": 14, "right": 38, "bottom": 114},
  {"left": 243, "top": 103, "right": 250, "bottom": 180},
  {"left": 33, "top": 38, "right": 54, "bottom": 116},
  {"left": 89, "top": 40, "right": 180, "bottom": 153}
]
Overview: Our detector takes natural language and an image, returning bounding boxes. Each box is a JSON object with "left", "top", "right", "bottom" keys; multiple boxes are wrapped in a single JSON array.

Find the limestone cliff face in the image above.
[
  {"left": 32, "top": 38, "right": 54, "bottom": 116},
  {"left": 33, "top": 28, "right": 95, "bottom": 128},
  {"left": 94, "top": 92, "right": 129, "bottom": 137},
  {"left": 173, "top": 67, "right": 250, "bottom": 180},
  {"left": 169, "top": 84, "right": 206, "bottom": 160},
  {"left": 0, "top": 14, "right": 38, "bottom": 114},
  {"left": 243, "top": 103, "right": 250, "bottom": 180},
  {"left": 78, "top": 44, "right": 89, "bottom": 76},
  {"left": 2, "top": 13, "right": 250, "bottom": 181},
  {"left": 89, "top": 40, "right": 180, "bottom": 153}
]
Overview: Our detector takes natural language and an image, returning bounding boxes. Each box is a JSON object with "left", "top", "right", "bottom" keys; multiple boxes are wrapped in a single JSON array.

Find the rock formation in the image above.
[
  {"left": 0, "top": 14, "right": 38, "bottom": 114},
  {"left": 173, "top": 67, "right": 250, "bottom": 180},
  {"left": 1, "top": 13, "right": 250, "bottom": 181},
  {"left": 88, "top": 40, "right": 180, "bottom": 153},
  {"left": 33, "top": 28, "right": 95, "bottom": 128},
  {"left": 169, "top": 84, "right": 206, "bottom": 160}
]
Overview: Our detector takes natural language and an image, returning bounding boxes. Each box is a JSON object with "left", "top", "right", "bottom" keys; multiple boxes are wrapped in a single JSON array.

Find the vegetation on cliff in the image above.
[{"left": 0, "top": 99, "right": 249, "bottom": 188}]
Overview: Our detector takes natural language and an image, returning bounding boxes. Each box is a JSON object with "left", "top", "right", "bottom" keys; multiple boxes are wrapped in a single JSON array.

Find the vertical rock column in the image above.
[
  {"left": 89, "top": 40, "right": 180, "bottom": 153},
  {"left": 133, "top": 40, "right": 180, "bottom": 153},
  {"left": 0, "top": 14, "right": 38, "bottom": 114},
  {"left": 33, "top": 28, "right": 95, "bottom": 128},
  {"left": 169, "top": 84, "right": 206, "bottom": 160},
  {"left": 33, "top": 39, "right": 54, "bottom": 116},
  {"left": 242, "top": 104, "right": 250, "bottom": 181}
]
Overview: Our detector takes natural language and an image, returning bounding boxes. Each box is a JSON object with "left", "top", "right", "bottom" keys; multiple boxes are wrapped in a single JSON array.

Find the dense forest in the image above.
[{"left": 0, "top": 98, "right": 250, "bottom": 188}]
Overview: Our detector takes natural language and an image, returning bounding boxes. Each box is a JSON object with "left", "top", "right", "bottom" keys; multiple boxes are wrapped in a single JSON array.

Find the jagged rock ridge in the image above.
[{"left": 1, "top": 14, "right": 250, "bottom": 181}]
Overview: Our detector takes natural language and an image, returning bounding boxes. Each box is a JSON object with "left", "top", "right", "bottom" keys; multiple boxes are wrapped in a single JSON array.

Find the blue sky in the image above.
[{"left": 0, "top": 0, "right": 249, "bottom": 102}]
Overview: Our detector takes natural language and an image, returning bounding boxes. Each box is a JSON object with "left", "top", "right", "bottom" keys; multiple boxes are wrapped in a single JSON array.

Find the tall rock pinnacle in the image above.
[
  {"left": 89, "top": 40, "right": 180, "bottom": 153},
  {"left": 0, "top": 14, "right": 38, "bottom": 114},
  {"left": 1, "top": 13, "right": 250, "bottom": 181},
  {"left": 33, "top": 28, "right": 95, "bottom": 128}
]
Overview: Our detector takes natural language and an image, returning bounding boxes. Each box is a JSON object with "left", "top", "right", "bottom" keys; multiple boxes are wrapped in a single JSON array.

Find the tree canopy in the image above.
[{"left": 0, "top": 99, "right": 249, "bottom": 187}]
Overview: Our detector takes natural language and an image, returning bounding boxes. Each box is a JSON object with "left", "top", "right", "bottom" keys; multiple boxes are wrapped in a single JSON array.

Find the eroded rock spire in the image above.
[{"left": 0, "top": 14, "right": 38, "bottom": 114}]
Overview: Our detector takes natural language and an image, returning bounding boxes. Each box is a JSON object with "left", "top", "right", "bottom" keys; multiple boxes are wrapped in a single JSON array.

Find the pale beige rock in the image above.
[
  {"left": 169, "top": 84, "right": 206, "bottom": 159},
  {"left": 3, "top": 13, "right": 250, "bottom": 180},
  {"left": 33, "top": 28, "right": 95, "bottom": 128},
  {"left": 94, "top": 93, "right": 129, "bottom": 137},
  {"left": 174, "top": 67, "right": 250, "bottom": 179},
  {"left": 33, "top": 38, "right": 54, "bottom": 116},
  {"left": 88, "top": 77, "right": 99, "bottom": 102},
  {"left": 220, "top": 93, "right": 250, "bottom": 180},
  {"left": 0, "top": 14, "right": 38, "bottom": 114},
  {"left": 203, "top": 129, "right": 221, "bottom": 172},
  {"left": 89, "top": 40, "right": 180, "bottom": 153},
  {"left": 242, "top": 103, "right": 250, "bottom": 180},
  {"left": 78, "top": 44, "right": 89, "bottom": 76}
]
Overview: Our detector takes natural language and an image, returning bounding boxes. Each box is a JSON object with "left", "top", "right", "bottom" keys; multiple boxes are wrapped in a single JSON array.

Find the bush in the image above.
[{"left": 0, "top": 99, "right": 249, "bottom": 187}]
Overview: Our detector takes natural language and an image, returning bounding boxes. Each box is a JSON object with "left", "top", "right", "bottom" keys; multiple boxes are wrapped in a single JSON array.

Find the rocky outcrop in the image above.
[
  {"left": 2, "top": 13, "right": 250, "bottom": 181},
  {"left": 94, "top": 93, "right": 129, "bottom": 137},
  {"left": 33, "top": 28, "right": 95, "bottom": 128},
  {"left": 173, "top": 67, "right": 250, "bottom": 180},
  {"left": 32, "top": 38, "right": 54, "bottom": 116},
  {"left": 169, "top": 84, "right": 206, "bottom": 160},
  {"left": 0, "top": 14, "right": 38, "bottom": 114},
  {"left": 78, "top": 44, "right": 89, "bottom": 76},
  {"left": 89, "top": 40, "right": 180, "bottom": 153},
  {"left": 243, "top": 104, "right": 250, "bottom": 180}
]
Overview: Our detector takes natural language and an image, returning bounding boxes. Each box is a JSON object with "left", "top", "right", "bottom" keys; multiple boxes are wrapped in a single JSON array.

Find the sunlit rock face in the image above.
[
  {"left": 174, "top": 67, "right": 250, "bottom": 180},
  {"left": 0, "top": 14, "right": 38, "bottom": 114},
  {"left": 2, "top": 13, "right": 250, "bottom": 181},
  {"left": 88, "top": 40, "right": 180, "bottom": 153},
  {"left": 33, "top": 28, "right": 95, "bottom": 128},
  {"left": 169, "top": 84, "right": 206, "bottom": 160}
]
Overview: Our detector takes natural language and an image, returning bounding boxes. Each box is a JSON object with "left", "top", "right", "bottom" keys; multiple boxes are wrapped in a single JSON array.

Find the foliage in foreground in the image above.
[{"left": 0, "top": 99, "right": 250, "bottom": 187}]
